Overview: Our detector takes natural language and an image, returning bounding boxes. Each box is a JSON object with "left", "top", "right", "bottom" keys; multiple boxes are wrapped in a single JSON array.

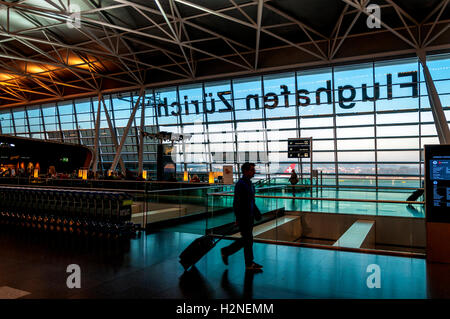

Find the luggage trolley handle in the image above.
[
  {"left": 80, "top": 192, "right": 86, "bottom": 228},
  {"left": 112, "top": 193, "right": 119, "bottom": 223},
  {"left": 108, "top": 193, "right": 115, "bottom": 222},
  {"left": 99, "top": 192, "right": 107, "bottom": 222},
  {"left": 92, "top": 192, "right": 98, "bottom": 220},
  {"left": 116, "top": 193, "right": 125, "bottom": 223},
  {"left": 97, "top": 192, "right": 105, "bottom": 221},
  {"left": 124, "top": 194, "right": 133, "bottom": 222}
]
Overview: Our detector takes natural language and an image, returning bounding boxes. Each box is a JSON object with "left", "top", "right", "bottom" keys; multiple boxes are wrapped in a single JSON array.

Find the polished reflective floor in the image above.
[{"left": 0, "top": 228, "right": 447, "bottom": 299}]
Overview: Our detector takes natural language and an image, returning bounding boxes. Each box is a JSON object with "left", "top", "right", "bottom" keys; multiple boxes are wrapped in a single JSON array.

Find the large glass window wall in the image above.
[{"left": 1, "top": 54, "right": 450, "bottom": 186}]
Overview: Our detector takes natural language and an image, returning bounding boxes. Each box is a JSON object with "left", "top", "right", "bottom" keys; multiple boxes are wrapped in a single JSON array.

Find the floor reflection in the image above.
[
  {"left": 0, "top": 224, "right": 134, "bottom": 266},
  {"left": 220, "top": 269, "right": 262, "bottom": 299},
  {"left": 179, "top": 266, "right": 215, "bottom": 299},
  {"left": 405, "top": 204, "right": 422, "bottom": 217}
]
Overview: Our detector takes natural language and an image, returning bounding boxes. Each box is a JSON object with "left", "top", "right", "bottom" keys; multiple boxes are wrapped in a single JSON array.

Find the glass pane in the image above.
[{"left": 297, "top": 68, "right": 333, "bottom": 116}]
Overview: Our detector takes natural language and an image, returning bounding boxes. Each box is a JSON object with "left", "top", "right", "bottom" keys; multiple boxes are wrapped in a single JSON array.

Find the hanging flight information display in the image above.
[
  {"left": 425, "top": 144, "right": 450, "bottom": 223},
  {"left": 288, "top": 138, "right": 312, "bottom": 158},
  {"left": 425, "top": 144, "right": 450, "bottom": 263}
]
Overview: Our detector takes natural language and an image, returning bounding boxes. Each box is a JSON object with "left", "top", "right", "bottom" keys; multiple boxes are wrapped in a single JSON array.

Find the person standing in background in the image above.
[{"left": 289, "top": 169, "right": 299, "bottom": 196}]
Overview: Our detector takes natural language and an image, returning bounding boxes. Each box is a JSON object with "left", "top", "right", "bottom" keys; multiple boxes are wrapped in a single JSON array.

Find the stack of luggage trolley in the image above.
[{"left": 0, "top": 186, "right": 139, "bottom": 238}]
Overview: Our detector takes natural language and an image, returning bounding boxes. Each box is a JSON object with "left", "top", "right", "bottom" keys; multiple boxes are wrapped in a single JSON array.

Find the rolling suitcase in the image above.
[
  {"left": 179, "top": 235, "right": 217, "bottom": 271},
  {"left": 179, "top": 228, "right": 233, "bottom": 271}
]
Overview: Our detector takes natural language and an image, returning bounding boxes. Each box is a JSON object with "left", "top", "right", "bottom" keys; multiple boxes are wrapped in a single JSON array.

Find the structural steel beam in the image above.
[
  {"left": 254, "top": 0, "right": 263, "bottom": 70},
  {"left": 418, "top": 51, "right": 450, "bottom": 144},
  {"left": 340, "top": 0, "right": 417, "bottom": 49},
  {"left": 110, "top": 88, "right": 144, "bottom": 171},
  {"left": 138, "top": 93, "right": 146, "bottom": 175},
  {"left": 92, "top": 93, "right": 102, "bottom": 173},
  {"left": 0, "top": 0, "right": 448, "bottom": 110},
  {"left": 101, "top": 96, "right": 126, "bottom": 174}
]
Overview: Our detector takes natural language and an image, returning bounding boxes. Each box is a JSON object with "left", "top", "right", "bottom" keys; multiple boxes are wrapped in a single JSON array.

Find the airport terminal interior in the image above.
[{"left": 0, "top": 0, "right": 449, "bottom": 299}]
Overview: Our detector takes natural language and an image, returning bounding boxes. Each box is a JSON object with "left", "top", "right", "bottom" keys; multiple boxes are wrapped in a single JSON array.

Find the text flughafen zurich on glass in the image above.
[
  {"left": 0, "top": 54, "right": 449, "bottom": 185},
  {"left": 155, "top": 71, "right": 418, "bottom": 117}
]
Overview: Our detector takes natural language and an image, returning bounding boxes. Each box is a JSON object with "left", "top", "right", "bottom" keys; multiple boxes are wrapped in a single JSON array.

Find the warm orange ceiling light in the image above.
[
  {"left": 0, "top": 81, "right": 18, "bottom": 87},
  {"left": 0, "top": 58, "right": 100, "bottom": 87},
  {"left": 68, "top": 57, "right": 85, "bottom": 65},
  {"left": 26, "top": 64, "right": 56, "bottom": 74},
  {"left": 0, "top": 74, "right": 19, "bottom": 86},
  {"left": 68, "top": 57, "right": 99, "bottom": 70},
  {"left": 0, "top": 73, "right": 13, "bottom": 81}
]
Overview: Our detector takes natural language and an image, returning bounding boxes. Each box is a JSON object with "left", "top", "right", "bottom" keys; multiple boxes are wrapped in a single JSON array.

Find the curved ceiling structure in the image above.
[{"left": 0, "top": 0, "right": 448, "bottom": 108}]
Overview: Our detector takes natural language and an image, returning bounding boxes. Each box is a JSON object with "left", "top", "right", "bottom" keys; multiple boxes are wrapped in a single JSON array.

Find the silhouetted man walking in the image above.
[{"left": 221, "top": 163, "right": 263, "bottom": 271}]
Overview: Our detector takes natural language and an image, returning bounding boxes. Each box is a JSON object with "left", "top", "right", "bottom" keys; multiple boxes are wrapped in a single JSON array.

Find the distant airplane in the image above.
[{"left": 284, "top": 163, "right": 296, "bottom": 173}]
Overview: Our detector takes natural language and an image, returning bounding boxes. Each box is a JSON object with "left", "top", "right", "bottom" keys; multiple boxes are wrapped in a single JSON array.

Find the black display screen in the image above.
[
  {"left": 425, "top": 145, "right": 450, "bottom": 223},
  {"left": 288, "top": 138, "right": 311, "bottom": 158}
]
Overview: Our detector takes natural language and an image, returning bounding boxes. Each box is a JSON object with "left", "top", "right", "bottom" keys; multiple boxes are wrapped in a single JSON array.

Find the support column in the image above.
[
  {"left": 55, "top": 102, "right": 63, "bottom": 142},
  {"left": 39, "top": 106, "right": 46, "bottom": 140},
  {"left": 10, "top": 109, "right": 16, "bottom": 135},
  {"left": 25, "top": 107, "right": 31, "bottom": 138},
  {"left": 72, "top": 100, "right": 82, "bottom": 145},
  {"left": 138, "top": 94, "right": 146, "bottom": 175},
  {"left": 110, "top": 88, "right": 144, "bottom": 172},
  {"left": 101, "top": 97, "right": 126, "bottom": 174},
  {"left": 157, "top": 143, "right": 163, "bottom": 181},
  {"left": 92, "top": 93, "right": 102, "bottom": 174},
  {"left": 418, "top": 51, "right": 450, "bottom": 144}
]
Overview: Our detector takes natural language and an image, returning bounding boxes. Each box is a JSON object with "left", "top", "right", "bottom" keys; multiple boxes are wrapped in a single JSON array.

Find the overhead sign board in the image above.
[{"left": 288, "top": 138, "right": 312, "bottom": 158}]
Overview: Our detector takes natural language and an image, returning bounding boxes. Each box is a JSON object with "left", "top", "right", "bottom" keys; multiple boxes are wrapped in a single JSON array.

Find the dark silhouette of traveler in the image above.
[
  {"left": 407, "top": 180, "right": 424, "bottom": 201},
  {"left": 289, "top": 169, "right": 299, "bottom": 196},
  {"left": 220, "top": 270, "right": 241, "bottom": 298},
  {"left": 221, "top": 163, "right": 263, "bottom": 271}
]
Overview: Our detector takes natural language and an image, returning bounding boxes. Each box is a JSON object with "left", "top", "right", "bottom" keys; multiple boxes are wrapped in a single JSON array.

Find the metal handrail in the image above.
[
  {"left": 0, "top": 183, "right": 228, "bottom": 195},
  {"left": 209, "top": 192, "right": 425, "bottom": 205},
  {"left": 211, "top": 184, "right": 286, "bottom": 196},
  {"left": 0, "top": 176, "right": 209, "bottom": 185},
  {"left": 289, "top": 184, "right": 424, "bottom": 191}
]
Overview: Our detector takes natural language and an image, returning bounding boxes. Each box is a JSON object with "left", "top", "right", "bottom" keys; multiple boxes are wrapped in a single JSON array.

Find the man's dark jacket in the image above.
[{"left": 233, "top": 176, "right": 262, "bottom": 227}]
